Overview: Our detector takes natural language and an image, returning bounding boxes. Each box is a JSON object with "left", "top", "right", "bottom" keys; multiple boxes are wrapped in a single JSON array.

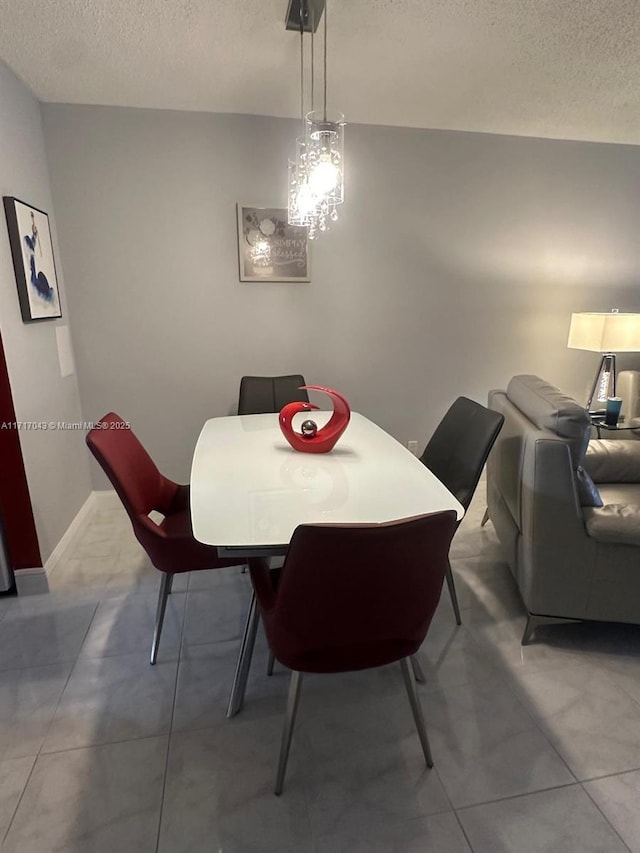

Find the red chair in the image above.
[
  {"left": 248, "top": 511, "right": 458, "bottom": 795},
  {"left": 86, "top": 413, "right": 239, "bottom": 664}
]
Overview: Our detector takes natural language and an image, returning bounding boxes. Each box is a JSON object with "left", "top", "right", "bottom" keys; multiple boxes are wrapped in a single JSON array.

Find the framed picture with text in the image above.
[
  {"left": 3, "top": 196, "right": 62, "bottom": 322},
  {"left": 236, "top": 204, "right": 310, "bottom": 282}
]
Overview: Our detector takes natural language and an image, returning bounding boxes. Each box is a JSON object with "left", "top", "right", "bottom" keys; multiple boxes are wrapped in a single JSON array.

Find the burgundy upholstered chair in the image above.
[
  {"left": 248, "top": 511, "right": 458, "bottom": 795},
  {"left": 86, "top": 413, "right": 239, "bottom": 664}
]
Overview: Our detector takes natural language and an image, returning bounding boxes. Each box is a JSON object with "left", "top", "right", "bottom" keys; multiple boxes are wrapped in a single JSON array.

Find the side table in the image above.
[{"left": 590, "top": 418, "right": 639, "bottom": 439}]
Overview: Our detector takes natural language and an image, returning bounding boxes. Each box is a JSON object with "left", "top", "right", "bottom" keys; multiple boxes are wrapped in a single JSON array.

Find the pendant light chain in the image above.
[
  {"left": 299, "top": 7, "right": 304, "bottom": 133},
  {"left": 310, "top": 5, "right": 315, "bottom": 113},
  {"left": 323, "top": 0, "right": 328, "bottom": 121}
]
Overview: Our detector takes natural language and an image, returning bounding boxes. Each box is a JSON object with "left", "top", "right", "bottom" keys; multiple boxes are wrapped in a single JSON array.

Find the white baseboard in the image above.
[{"left": 15, "top": 569, "right": 50, "bottom": 596}]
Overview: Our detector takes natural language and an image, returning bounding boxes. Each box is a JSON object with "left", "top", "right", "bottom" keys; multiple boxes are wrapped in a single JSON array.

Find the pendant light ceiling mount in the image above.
[{"left": 285, "top": 0, "right": 325, "bottom": 32}]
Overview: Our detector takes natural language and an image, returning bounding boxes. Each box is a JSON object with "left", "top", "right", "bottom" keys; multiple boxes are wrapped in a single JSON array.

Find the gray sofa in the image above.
[{"left": 486, "top": 374, "right": 640, "bottom": 644}]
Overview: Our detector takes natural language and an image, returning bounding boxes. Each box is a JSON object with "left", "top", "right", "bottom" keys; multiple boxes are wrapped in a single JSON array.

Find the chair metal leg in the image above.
[
  {"left": 445, "top": 559, "right": 462, "bottom": 626},
  {"left": 400, "top": 657, "right": 433, "bottom": 768},
  {"left": 410, "top": 654, "right": 426, "bottom": 684},
  {"left": 150, "top": 573, "right": 172, "bottom": 665},
  {"left": 480, "top": 508, "right": 490, "bottom": 527},
  {"left": 275, "top": 670, "right": 303, "bottom": 796},
  {"left": 227, "top": 591, "right": 260, "bottom": 717},
  {"left": 267, "top": 650, "right": 275, "bottom": 676}
]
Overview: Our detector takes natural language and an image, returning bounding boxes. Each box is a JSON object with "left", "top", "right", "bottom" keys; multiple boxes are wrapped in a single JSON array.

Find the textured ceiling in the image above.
[{"left": 0, "top": 0, "right": 639, "bottom": 143}]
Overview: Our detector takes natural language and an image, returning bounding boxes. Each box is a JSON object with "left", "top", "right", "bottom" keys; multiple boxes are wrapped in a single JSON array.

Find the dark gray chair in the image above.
[
  {"left": 236, "top": 374, "right": 310, "bottom": 669},
  {"left": 238, "top": 375, "right": 309, "bottom": 415},
  {"left": 420, "top": 396, "right": 505, "bottom": 625}
]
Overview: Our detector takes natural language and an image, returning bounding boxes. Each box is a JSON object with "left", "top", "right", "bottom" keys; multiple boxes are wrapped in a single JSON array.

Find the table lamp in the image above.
[{"left": 568, "top": 311, "right": 640, "bottom": 412}]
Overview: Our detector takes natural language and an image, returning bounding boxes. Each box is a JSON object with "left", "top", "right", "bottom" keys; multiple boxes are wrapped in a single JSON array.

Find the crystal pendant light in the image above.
[
  {"left": 287, "top": 0, "right": 345, "bottom": 239},
  {"left": 287, "top": 2, "right": 317, "bottom": 230},
  {"left": 303, "top": 0, "right": 345, "bottom": 234}
]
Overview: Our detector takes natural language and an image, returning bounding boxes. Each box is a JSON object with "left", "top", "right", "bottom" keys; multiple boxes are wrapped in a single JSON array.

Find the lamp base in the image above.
[{"left": 586, "top": 353, "right": 616, "bottom": 413}]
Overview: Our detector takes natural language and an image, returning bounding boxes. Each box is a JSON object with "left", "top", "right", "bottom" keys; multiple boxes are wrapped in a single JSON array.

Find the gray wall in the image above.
[
  {"left": 41, "top": 104, "right": 640, "bottom": 487},
  {"left": 0, "top": 62, "right": 91, "bottom": 561}
]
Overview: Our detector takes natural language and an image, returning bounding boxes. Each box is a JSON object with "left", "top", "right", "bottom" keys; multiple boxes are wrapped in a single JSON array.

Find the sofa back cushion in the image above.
[
  {"left": 498, "top": 374, "right": 602, "bottom": 510},
  {"left": 506, "top": 375, "right": 590, "bottom": 468}
]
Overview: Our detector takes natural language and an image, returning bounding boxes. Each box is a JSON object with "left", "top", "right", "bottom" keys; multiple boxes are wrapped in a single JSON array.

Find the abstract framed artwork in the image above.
[
  {"left": 3, "top": 196, "right": 62, "bottom": 322},
  {"left": 236, "top": 204, "right": 310, "bottom": 282}
]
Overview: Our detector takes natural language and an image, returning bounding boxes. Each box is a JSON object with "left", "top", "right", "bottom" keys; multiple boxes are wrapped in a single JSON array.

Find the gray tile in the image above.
[
  {"left": 458, "top": 785, "right": 629, "bottom": 852},
  {"left": 77, "top": 518, "right": 133, "bottom": 546},
  {"left": 65, "top": 531, "right": 123, "bottom": 560},
  {"left": 47, "top": 554, "right": 118, "bottom": 593},
  {"left": 449, "top": 523, "right": 503, "bottom": 561},
  {"left": 182, "top": 579, "right": 252, "bottom": 648},
  {"left": 302, "top": 739, "right": 452, "bottom": 839},
  {"left": 79, "top": 591, "right": 185, "bottom": 660},
  {"left": 413, "top": 618, "right": 505, "bottom": 692},
  {"left": 599, "top": 653, "right": 640, "bottom": 706},
  {"left": 187, "top": 563, "right": 247, "bottom": 591},
  {"left": 173, "top": 639, "right": 284, "bottom": 734},
  {"left": 42, "top": 652, "right": 178, "bottom": 752},
  {"left": 463, "top": 606, "right": 589, "bottom": 677},
  {"left": 102, "top": 547, "right": 189, "bottom": 597},
  {"left": 545, "top": 620, "right": 640, "bottom": 662},
  {"left": 158, "top": 722, "right": 313, "bottom": 853},
  {"left": 422, "top": 680, "right": 574, "bottom": 807},
  {"left": 93, "top": 503, "right": 129, "bottom": 524},
  {"left": 3, "top": 736, "right": 167, "bottom": 853},
  {"left": 584, "top": 769, "right": 640, "bottom": 853},
  {"left": 0, "top": 663, "right": 72, "bottom": 761},
  {"left": 0, "top": 601, "right": 97, "bottom": 670},
  {"left": 2, "top": 589, "right": 102, "bottom": 615},
  {"left": 0, "top": 756, "right": 36, "bottom": 841},
  {"left": 512, "top": 661, "right": 640, "bottom": 779},
  {"left": 316, "top": 812, "right": 472, "bottom": 853},
  {"left": 288, "top": 677, "right": 452, "bottom": 837},
  {"left": 449, "top": 555, "right": 522, "bottom": 615}
]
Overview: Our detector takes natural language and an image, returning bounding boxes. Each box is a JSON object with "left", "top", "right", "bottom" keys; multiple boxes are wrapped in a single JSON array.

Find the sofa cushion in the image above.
[
  {"left": 585, "top": 439, "right": 640, "bottom": 483},
  {"left": 597, "top": 483, "right": 640, "bottom": 505},
  {"left": 506, "top": 375, "right": 590, "bottom": 468},
  {"left": 584, "top": 504, "right": 640, "bottom": 546}
]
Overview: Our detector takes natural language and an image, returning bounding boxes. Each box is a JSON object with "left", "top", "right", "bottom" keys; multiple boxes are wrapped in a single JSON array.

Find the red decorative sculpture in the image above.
[{"left": 279, "top": 386, "right": 351, "bottom": 454}]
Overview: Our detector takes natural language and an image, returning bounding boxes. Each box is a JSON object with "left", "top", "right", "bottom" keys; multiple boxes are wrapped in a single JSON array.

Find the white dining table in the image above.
[{"left": 190, "top": 410, "right": 464, "bottom": 715}]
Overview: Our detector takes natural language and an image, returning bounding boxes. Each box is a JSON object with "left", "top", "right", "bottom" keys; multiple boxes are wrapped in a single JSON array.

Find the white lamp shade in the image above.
[{"left": 567, "top": 312, "right": 640, "bottom": 353}]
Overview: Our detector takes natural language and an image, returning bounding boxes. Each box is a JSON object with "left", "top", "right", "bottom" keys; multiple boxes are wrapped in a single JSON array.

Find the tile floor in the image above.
[{"left": 1, "top": 490, "right": 640, "bottom": 851}]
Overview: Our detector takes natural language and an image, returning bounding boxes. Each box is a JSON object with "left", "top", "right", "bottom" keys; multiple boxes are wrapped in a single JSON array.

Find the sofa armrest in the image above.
[
  {"left": 584, "top": 505, "right": 640, "bottom": 546},
  {"left": 584, "top": 440, "right": 640, "bottom": 483}
]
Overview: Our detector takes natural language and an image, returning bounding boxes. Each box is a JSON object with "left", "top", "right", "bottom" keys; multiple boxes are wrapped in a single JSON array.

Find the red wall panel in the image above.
[{"left": 0, "top": 331, "right": 42, "bottom": 569}]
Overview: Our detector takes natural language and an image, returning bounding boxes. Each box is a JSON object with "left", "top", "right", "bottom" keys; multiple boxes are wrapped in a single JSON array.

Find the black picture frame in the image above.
[{"left": 3, "top": 196, "right": 62, "bottom": 322}]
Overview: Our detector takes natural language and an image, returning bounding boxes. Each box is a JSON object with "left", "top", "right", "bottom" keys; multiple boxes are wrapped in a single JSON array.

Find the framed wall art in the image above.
[
  {"left": 3, "top": 196, "right": 62, "bottom": 322},
  {"left": 236, "top": 204, "right": 310, "bottom": 282}
]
